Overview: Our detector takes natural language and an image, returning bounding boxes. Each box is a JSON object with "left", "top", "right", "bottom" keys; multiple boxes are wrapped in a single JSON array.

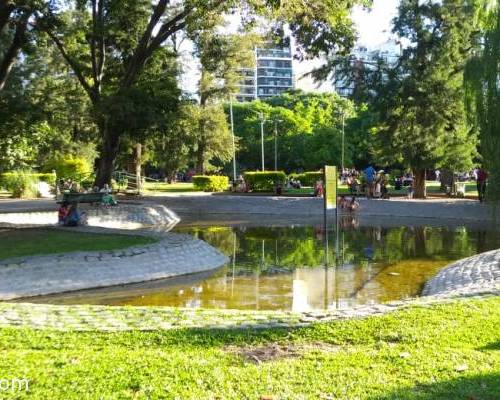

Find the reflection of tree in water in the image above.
[{"left": 180, "top": 224, "right": 500, "bottom": 276}]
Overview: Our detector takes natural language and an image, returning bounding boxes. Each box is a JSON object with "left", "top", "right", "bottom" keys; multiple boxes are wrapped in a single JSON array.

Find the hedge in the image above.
[
  {"left": 1, "top": 172, "right": 57, "bottom": 187},
  {"left": 192, "top": 175, "right": 229, "bottom": 192},
  {"left": 0, "top": 172, "right": 42, "bottom": 198},
  {"left": 43, "top": 156, "right": 92, "bottom": 180},
  {"left": 289, "top": 171, "right": 324, "bottom": 186},
  {"left": 243, "top": 171, "right": 286, "bottom": 191}
]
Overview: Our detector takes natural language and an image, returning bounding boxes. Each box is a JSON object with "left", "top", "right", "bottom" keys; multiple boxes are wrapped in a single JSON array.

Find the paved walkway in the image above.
[
  {"left": 0, "top": 292, "right": 496, "bottom": 331},
  {"left": 0, "top": 195, "right": 495, "bottom": 222},
  {"left": 422, "top": 249, "right": 500, "bottom": 297}
]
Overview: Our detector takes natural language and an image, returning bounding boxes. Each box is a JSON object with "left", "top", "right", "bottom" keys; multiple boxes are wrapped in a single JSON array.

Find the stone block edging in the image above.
[
  {"left": 0, "top": 205, "right": 229, "bottom": 300},
  {"left": 422, "top": 248, "right": 500, "bottom": 297}
]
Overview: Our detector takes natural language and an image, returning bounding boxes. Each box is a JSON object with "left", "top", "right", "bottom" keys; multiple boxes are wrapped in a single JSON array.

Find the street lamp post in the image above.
[
  {"left": 259, "top": 112, "right": 265, "bottom": 171},
  {"left": 273, "top": 120, "right": 283, "bottom": 171},
  {"left": 229, "top": 96, "right": 237, "bottom": 183},
  {"left": 341, "top": 112, "right": 345, "bottom": 172}
]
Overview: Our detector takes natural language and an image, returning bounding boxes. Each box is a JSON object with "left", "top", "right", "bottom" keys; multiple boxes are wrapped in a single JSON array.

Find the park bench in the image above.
[{"left": 61, "top": 192, "right": 115, "bottom": 205}]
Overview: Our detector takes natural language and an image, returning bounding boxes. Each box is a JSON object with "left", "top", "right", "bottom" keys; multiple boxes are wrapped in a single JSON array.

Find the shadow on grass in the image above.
[
  {"left": 479, "top": 340, "right": 500, "bottom": 351},
  {"left": 374, "top": 372, "right": 500, "bottom": 400}
]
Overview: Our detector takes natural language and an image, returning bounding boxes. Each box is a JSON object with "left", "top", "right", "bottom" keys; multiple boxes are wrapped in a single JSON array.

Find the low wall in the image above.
[
  {"left": 0, "top": 205, "right": 229, "bottom": 300},
  {"left": 0, "top": 233, "right": 228, "bottom": 300},
  {"left": 0, "top": 204, "right": 180, "bottom": 231},
  {"left": 422, "top": 249, "right": 500, "bottom": 297}
]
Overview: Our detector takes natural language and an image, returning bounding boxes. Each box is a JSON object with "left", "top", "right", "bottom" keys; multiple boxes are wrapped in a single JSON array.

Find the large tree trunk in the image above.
[
  {"left": 412, "top": 169, "right": 427, "bottom": 199},
  {"left": 0, "top": 9, "right": 30, "bottom": 91},
  {"left": 94, "top": 129, "right": 120, "bottom": 188},
  {"left": 195, "top": 143, "right": 205, "bottom": 175}
]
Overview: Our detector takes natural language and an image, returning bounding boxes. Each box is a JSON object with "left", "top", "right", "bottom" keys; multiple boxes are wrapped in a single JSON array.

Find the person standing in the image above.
[
  {"left": 363, "top": 165, "right": 376, "bottom": 198},
  {"left": 476, "top": 168, "right": 488, "bottom": 202}
]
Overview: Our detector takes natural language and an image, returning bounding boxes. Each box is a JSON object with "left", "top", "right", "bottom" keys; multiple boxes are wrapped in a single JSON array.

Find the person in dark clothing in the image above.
[{"left": 476, "top": 168, "right": 488, "bottom": 202}]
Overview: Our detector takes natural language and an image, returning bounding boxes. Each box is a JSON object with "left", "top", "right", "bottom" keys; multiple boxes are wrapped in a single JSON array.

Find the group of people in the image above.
[
  {"left": 58, "top": 202, "right": 86, "bottom": 227},
  {"left": 338, "top": 195, "right": 360, "bottom": 212},
  {"left": 362, "top": 166, "right": 390, "bottom": 199}
]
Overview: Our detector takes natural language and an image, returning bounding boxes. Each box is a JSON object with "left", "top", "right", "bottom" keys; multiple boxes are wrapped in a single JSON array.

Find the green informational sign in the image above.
[{"left": 324, "top": 165, "right": 337, "bottom": 210}]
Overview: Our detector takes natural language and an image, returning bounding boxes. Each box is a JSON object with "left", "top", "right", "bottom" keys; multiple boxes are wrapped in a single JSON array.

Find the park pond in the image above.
[{"left": 25, "top": 216, "right": 500, "bottom": 311}]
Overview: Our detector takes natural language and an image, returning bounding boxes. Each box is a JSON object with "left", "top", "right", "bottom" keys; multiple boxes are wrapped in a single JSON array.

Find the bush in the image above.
[
  {"left": 289, "top": 171, "right": 324, "bottom": 186},
  {"left": 43, "top": 156, "right": 92, "bottom": 180},
  {"left": 243, "top": 171, "right": 286, "bottom": 191},
  {"left": 0, "top": 171, "right": 40, "bottom": 198},
  {"left": 192, "top": 175, "right": 229, "bottom": 192}
]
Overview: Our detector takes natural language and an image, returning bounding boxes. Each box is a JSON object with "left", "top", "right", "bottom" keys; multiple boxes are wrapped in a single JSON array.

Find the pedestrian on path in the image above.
[{"left": 476, "top": 168, "right": 488, "bottom": 202}]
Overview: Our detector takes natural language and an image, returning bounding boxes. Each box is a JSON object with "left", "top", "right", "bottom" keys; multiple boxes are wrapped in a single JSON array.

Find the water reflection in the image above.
[{"left": 27, "top": 218, "right": 500, "bottom": 311}]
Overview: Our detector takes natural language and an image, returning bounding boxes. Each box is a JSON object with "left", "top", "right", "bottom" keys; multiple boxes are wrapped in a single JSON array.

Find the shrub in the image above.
[
  {"left": 289, "top": 171, "right": 324, "bottom": 186},
  {"left": 243, "top": 171, "right": 286, "bottom": 191},
  {"left": 43, "top": 156, "right": 92, "bottom": 180},
  {"left": 0, "top": 171, "right": 40, "bottom": 198},
  {"left": 192, "top": 175, "right": 229, "bottom": 192}
]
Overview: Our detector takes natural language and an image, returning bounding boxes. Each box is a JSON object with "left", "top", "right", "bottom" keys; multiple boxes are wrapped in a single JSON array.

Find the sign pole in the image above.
[{"left": 324, "top": 165, "right": 338, "bottom": 265}]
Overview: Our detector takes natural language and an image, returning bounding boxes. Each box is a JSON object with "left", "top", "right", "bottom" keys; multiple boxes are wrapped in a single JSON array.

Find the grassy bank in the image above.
[
  {"left": 0, "top": 297, "right": 498, "bottom": 399},
  {"left": 0, "top": 228, "right": 156, "bottom": 261}
]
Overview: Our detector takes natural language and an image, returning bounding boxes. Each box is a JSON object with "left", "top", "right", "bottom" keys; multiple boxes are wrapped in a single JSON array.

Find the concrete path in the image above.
[
  {"left": 152, "top": 195, "right": 494, "bottom": 222},
  {"left": 1, "top": 195, "right": 494, "bottom": 222}
]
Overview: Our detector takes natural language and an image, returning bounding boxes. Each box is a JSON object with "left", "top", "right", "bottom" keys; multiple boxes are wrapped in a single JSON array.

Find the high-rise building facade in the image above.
[
  {"left": 236, "top": 42, "right": 294, "bottom": 102},
  {"left": 334, "top": 44, "right": 400, "bottom": 98}
]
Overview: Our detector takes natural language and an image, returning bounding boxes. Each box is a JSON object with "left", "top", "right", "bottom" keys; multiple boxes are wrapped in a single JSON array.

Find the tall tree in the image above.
[
  {"left": 464, "top": 2, "right": 500, "bottom": 202},
  {"left": 34, "top": 0, "right": 367, "bottom": 186},
  {"left": 192, "top": 28, "right": 256, "bottom": 174},
  {"left": 0, "top": 1, "right": 33, "bottom": 90},
  {"left": 369, "top": 0, "right": 479, "bottom": 198}
]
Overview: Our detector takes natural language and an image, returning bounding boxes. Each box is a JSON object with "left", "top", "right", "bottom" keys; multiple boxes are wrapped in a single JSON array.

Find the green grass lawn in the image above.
[
  {"left": 0, "top": 297, "right": 498, "bottom": 399},
  {"left": 143, "top": 181, "right": 197, "bottom": 194},
  {"left": 0, "top": 228, "right": 156, "bottom": 261}
]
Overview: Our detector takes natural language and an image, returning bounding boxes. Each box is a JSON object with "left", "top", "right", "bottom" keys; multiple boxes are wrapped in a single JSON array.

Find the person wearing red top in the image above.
[{"left": 476, "top": 168, "right": 488, "bottom": 202}]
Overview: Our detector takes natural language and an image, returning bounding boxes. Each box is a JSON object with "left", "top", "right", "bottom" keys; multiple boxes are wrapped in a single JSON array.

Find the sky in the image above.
[
  {"left": 179, "top": 0, "right": 400, "bottom": 94},
  {"left": 296, "top": 0, "right": 399, "bottom": 91}
]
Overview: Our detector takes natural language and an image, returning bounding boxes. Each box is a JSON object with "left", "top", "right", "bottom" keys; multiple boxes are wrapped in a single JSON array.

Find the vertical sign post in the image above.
[
  {"left": 324, "top": 166, "right": 337, "bottom": 217},
  {"left": 324, "top": 166, "right": 338, "bottom": 271}
]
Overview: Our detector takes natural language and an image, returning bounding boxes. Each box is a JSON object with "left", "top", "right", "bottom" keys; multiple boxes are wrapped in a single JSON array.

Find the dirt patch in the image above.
[{"left": 227, "top": 342, "right": 340, "bottom": 364}]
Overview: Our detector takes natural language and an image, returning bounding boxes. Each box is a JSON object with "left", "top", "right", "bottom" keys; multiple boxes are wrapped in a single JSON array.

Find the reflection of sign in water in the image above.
[{"left": 324, "top": 165, "right": 337, "bottom": 210}]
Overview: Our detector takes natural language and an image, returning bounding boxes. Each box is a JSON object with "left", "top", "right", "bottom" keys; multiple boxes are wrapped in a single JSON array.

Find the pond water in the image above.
[{"left": 28, "top": 217, "right": 500, "bottom": 311}]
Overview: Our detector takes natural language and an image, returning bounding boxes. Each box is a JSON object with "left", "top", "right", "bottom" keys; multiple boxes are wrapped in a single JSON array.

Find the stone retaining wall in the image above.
[
  {"left": 0, "top": 205, "right": 228, "bottom": 300},
  {"left": 422, "top": 249, "right": 500, "bottom": 297},
  {"left": 0, "top": 204, "right": 180, "bottom": 231}
]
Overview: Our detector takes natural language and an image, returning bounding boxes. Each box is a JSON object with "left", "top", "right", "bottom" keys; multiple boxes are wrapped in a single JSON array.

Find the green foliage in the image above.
[
  {"left": 289, "top": 171, "right": 324, "bottom": 186},
  {"left": 243, "top": 171, "right": 286, "bottom": 191},
  {"left": 192, "top": 175, "right": 229, "bottom": 192},
  {"left": 363, "top": 0, "right": 479, "bottom": 197},
  {"left": 226, "top": 91, "right": 358, "bottom": 173},
  {"left": 43, "top": 156, "right": 92, "bottom": 180},
  {"left": 464, "top": 4, "right": 500, "bottom": 202},
  {"left": 0, "top": 171, "right": 40, "bottom": 198}
]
